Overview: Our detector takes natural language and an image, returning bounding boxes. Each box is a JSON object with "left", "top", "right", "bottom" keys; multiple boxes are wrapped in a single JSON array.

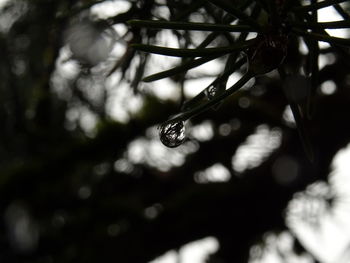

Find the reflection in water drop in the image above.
[
  {"left": 159, "top": 120, "right": 186, "bottom": 148},
  {"left": 204, "top": 85, "right": 218, "bottom": 100}
]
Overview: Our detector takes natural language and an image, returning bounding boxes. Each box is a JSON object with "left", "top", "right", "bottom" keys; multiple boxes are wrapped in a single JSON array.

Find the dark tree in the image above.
[{"left": 1, "top": 0, "right": 350, "bottom": 262}]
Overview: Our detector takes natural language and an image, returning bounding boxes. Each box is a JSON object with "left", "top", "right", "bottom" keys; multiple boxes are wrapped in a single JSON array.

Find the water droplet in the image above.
[
  {"left": 204, "top": 85, "right": 224, "bottom": 110},
  {"left": 159, "top": 120, "right": 186, "bottom": 148},
  {"left": 205, "top": 85, "right": 217, "bottom": 100}
]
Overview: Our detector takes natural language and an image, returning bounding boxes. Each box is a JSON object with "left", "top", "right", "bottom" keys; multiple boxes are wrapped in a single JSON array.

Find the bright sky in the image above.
[{"left": 0, "top": 0, "right": 8, "bottom": 8}]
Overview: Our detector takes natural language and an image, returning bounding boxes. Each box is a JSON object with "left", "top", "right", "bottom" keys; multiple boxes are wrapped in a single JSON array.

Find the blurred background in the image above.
[{"left": 0, "top": 0, "right": 350, "bottom": 262}]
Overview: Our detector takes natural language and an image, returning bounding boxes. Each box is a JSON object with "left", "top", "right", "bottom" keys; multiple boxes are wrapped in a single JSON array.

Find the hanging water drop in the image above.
[
  {"left": 205, "top": 85, "right": 217, "bottom": 100},
  {"left": 204, "top": 84, "right": 224, "bottom": 110},
  {"left": 159, "top": 120, "right": 186, "bottom": 148}
]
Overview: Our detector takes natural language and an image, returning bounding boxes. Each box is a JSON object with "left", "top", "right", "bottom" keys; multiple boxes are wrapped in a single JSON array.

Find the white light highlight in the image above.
[
  {"left": 150, "top": 237, "right": 219, "bottom": 263},
  {"left": 194, "top": 163, "right": 231, "bottom": 183},
  {"left": 232, "top": 125, "right": 282, "bottom": 173}
]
